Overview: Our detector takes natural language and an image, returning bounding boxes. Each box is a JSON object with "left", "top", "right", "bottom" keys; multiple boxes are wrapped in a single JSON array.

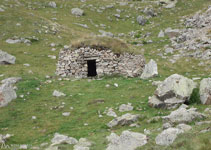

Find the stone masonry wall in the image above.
[{"left": 56, "top": 47, "right": 145, "bottom": 78}]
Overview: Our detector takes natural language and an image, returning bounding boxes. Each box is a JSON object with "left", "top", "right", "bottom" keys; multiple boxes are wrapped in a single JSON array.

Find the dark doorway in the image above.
[{"left": 87, "top": 60, "right": 97, "bottom": 77}]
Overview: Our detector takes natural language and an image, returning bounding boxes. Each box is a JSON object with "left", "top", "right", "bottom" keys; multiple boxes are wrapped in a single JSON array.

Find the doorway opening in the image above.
[{"left": 87, "top": 60, "right": 97, "bottom": 77}]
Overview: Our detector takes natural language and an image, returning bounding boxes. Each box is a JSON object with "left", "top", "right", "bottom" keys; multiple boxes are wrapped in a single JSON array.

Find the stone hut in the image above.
[{"left": 56, "top": 46, "right": 145, "bottom": 78}]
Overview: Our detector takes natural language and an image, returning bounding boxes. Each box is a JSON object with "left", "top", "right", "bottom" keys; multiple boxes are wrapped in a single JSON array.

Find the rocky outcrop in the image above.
[
  {"left": 155, "top": 128, "right": 183, "bottom": 146},
  {"left": 200, "top": 78, "right": 211, "bottom": 105},
  {"left": 140, "top": 59, "right": 158, "bottom": 79},
  {"left": 0, "top": 50, "right": 16, "bottom": 65},
  {"left": 162, "top": 106, "right": 206, "bottom": 124},
  {"left": 107, "top": 113, "right": 140, "bottom": 128},
  {"left": 149, "top": 74, "right": 196, "bottom": 109},
  {"left": 106, "top": 130, "right": 147, "bottom": 150},
  {"left": 0, "top": 77, "right": 21, "bottom": 107}
]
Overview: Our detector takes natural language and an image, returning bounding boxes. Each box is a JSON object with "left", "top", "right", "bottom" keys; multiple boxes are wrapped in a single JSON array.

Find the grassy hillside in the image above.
[{"left": 0, "top": 0, "right": 210, "bottom": 149}]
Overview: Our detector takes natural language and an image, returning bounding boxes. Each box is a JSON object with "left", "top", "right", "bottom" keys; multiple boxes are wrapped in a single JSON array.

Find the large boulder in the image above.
[
  {"left": 107, "top": 113, "right": 140, "bottom": 128},
  {"left": 155, "top": 74, "right": 196, "bottom": 101},
  {"left": 149, "top": 74, "right": 196, "bottom": 109},
  {"left": 140, "top": 59, "right": 158, "bottom": 79},
  {"left": 162, "top": 106, "right": 206, "bottom": 124},
  {"left": 0, "top": 83, "right": 17, "bottom": 107},
  {"left": 155, "top": 128, "right": 183, "bottom": 146},
  {"left": 71, "top": 8, "right": 84, "bottom": 16},
  {"left": 106, "top": 130, "right": 147, "bottom": 150},
  {"left": 200, "top": 78, "right": 211, "bottom": 105},
  {"left": 0, "top": 50, "right": 16, "bottom": 64}
]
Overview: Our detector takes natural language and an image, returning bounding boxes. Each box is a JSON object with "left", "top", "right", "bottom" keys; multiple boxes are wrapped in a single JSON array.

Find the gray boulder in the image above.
[
  {"left": 51, "top": 133, "right": 78, "bottom": 146},
  {"left": 0, "top": 83, "right": 17, "bottom": 107},
  {"left": 176, "top": 124, "right": 192, "bottom": 132},
  {"left": 74, "top": 138, "right": 92, "bottom": 150},
  {"left": 0, "top": 50, "right": 16, "bottom": 64},
  {"left": 119, "top": 103, "right": 133, "bottom": 112},
  {"left": 1, "top": 77, "right": 21, "bottom": 85},
  {"left": 107, "top": 113, "right": 140, "bottom": 128},
  {"left": 200, "top": 78, "right": 211, "bottom": 105},
  {"left": 52, "top": 90, "right": 66, "bottom": 97},
  {"left": 155, "top": 128, "right": 183, "bottom": 146},
  {"left": 136, "top": 16, "right": 147, "bottom": 26},
  {"left": 165, "top": 28, "right": 180, "bottom": 38},
  {"left": 162, "top": 107, "right": 206, "bottom": 124},
  {"left": 141, "top": 59, "right": 158, "bottom": 79},
  {"left": 48, "top": 2, "right": 57, "bottom": 8},
  {"left": 71, "top": 8, "right": 84, "bottom": 16},
  {"left": 155, "top": 74, "right": 196, "bottom": 101},
  {"left": 106, "top": 130, "right": 147, "bottom": 150}
]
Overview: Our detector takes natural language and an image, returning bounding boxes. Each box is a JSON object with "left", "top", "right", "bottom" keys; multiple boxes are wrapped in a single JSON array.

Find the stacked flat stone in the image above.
[{"left": 56, "top": 47, "right": 145, "bottom": 78}]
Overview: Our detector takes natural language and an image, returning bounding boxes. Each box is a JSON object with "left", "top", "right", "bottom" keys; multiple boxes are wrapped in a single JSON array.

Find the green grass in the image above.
[{"left": 0, "top": 0, "right": 211, "bottom": 149}]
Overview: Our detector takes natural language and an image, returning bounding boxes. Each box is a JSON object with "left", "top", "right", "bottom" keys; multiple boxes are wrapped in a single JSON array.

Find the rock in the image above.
[
  {"left": 136, "top": 16, "right": 147, "bottom": 26},
  {"left": 0, "top": 7, "right": 5, "bottom": 12},
  {"left": 52, "top": 90, "right": 66, "bottom": 97},
  {"left": 0, "top": 50, "right": 16, "bottom": 64},
  {"left": 48, "top": 2, "right": 57, "bottom": 8},
  {"left": 200, "top": 78, "right": 211, "bottom": 105},
  {"left": 141, "top": 59, "right": 158, "bottom": 79},
  {"left": 62, "top": 112, "right": 70, "bottom": 117},
  {"left": 51, "top": 133, "right": 78, "bottom": 146},
  {"left": 155, "top": 128, "right": 183, "bottom": 146},
  {"left": 162, "top": 122, "right": 172, "bottom": 129},
  {"left": 165, "top": 28, "right": 180, "bottom": 38},
  {"left": 99, "top": 30, "right": 114, "bottom": 37},
  {"left": 160, "top": 0, "right": 178, "bottom": 9},
  {"left": 162, "top": 107, "right": 206, "bottom": 124},
  {"left": 74, "top": 138, "right": 92, "bottom": 150},
  {"left": 0, "top": 83, "right": 17, "bottom": 107},
  {"left": 195, "top": 121, "right": 211, "bottom": 126},
  {"left": 6, "top": 39, "right": 21, "bottom": 44},
  {"left": 106, "top": 108, "right": 117, "bottom": 117},
  {"left": 119, "top": 103, "right": 133, "bottom": 112},
  {"left": 176, "top": 124, "right": 192, "bottom": 132},
  {"left": 1, "top": 77, "right": 21, "bottom": 85},
  {"left": 106, "top": 130, "right": 147, "bottom": 150},
  {"left": 71, "top": 8, "right": 84, "bottom": 16},
  {"left": 158, "top": 30, "right": 165, "bottom": 37},
  {"left": 20, "top": 144, "right": 28, "bottom": 149},
  {"left": 155, "top": 74, "right": 196, "bottom": 102},
  {"left": 152, "top": 81, "right": 162, "bottom": 86},
  {"left": 0, "top": 134, "right": 13, "bottom": 144},
  {"left": 148, "top": 96, "right": 165, "bottom": 109},
  {"left": 165, "top": 48, "right": 174, "bottom": 54},
  {"left": 107, "top": 113, "right": 140, "bottom": 128}
]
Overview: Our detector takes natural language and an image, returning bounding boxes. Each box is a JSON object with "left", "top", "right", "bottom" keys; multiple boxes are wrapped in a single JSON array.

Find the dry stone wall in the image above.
[{"left": 56, "top": 47, "right": 145, "bottom": 78}]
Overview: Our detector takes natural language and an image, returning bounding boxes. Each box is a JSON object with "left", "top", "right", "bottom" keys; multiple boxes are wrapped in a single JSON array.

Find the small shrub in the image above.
[{"left": 189, "top": 88, "right": 201, "bottom": 104}]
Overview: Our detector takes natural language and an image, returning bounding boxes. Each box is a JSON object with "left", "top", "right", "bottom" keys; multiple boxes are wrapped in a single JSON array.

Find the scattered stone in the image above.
[
  {"left": 62, "top": 112, "right": 70, "bottom": 117},
  {"left": 107, "top": 113, "right": 140, "bottom": 128},
  {"left": 176, "top": 124, "right": 192, "bottom": 132},
  {"left": 52, "top": 90, "right": 66, "bottom": 97},
  {"left": 119, "top": 103, "right": 133, "bottom": 112},
  {"left": 71, "top": 8, "right": 84, "bottom": 16},
  {"left": 136, "top": 16, "right": 147, "bottom": 25},
  {"left": 114, "top": 83, "right": 118, "bottom": 87},
  {"left": 1, "top": 77, "right": 21, "bottom": 85},
  {"left": 141, "top": 59, "right": 158, "bottom": 79},
  {"left": 32, "top": 116, "right": 37, "bottom": 120},
  {"left": 155, "top": 128, "right": 183, "bottom": 146},
  {"left": 0, "top": 134, "right": 13, "bottom": 144},
  {"left": 165, "top": 28, "right": 180, "bottom": 38},
  {"left": 162, "top": 107, "right": 206, "bottom": 124},
  {"left": 74, "top": 138, "right": 92, "bottom": 150},
  {"left": 158, "top": 30, "right": 165, "bottom": 37},
  {"left": 48, "top": 2, "right": 57, "bottom": 8},
  {"left": 106, "top": 130, "right": 147, "bottom": 150},
  {"left": 20, "top": 144, "right": 28, "bottom": 149},
  {"left": 99, "top": 30, "right": 114, "bottom": 37},
  {"left": 200, "top": 78, "right": 211, "bottom": 105},
  {"left": 106, "top": 108, "right": 117, "bottom": 117},
  {"left": 51, "top": 133, "right": 78, "bottom": 146},
  {"left": 162, "top": 122, "right": 172, "bottom": 129},
  {"left": 0, "top": 50, "right": 16, "bottom": 64}
]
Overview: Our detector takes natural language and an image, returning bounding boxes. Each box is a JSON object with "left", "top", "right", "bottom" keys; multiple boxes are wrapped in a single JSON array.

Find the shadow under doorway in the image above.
[{"left": 87, "top": 60, "right": 97, "bottom": 77}]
